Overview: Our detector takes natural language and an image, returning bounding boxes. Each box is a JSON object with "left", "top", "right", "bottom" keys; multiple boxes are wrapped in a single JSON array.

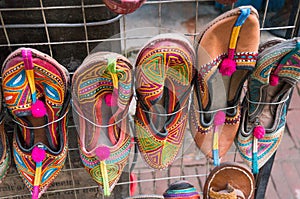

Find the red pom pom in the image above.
[
  {"left": 219, "top": 58, "right": 237, "bottom": 76},
  {"left": 270, "top": 74, "right": 279, "bottom": 86},
  {"left": 95, "top": 146, "right": 110, "bottom": 161},
  {"left": 32, "top": 146, "right": 46, "bottom": 163},
  {"left": 104, "top": 93, "right": 117, "bottom": 107},
  {"left": 214, "top": 111, "right": 226, "bottom": 126},
  {"left": 31, "top": 99, "right": 47, "bottom": 118},
  {"left": 253, "top": 125, "right": 265, "bottom": 139}
]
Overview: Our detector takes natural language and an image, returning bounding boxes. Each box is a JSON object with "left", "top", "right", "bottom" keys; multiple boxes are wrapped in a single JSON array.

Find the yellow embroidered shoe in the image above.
[{"left": 134, "top": 33, "right": 195, "bottom": 169}]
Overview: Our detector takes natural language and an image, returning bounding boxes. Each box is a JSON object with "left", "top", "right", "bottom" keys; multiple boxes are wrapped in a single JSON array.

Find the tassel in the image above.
[
  {"left": 252, "top": 125, "right": 265, "bottom": 174},
  {"left": 96, "top": 146, "right": 111, "bottom": 196},
  {"left": 107, "top": 57, "right": 119, "bottom": 90},
  {"left": 105, "top": 57, "right": 119, "bottom": 107},
  {"left": 252, "top": 137, "right": 259, "bottom": 174},
  {"left": 22, "top": 49, "right": 46, "bottom": 118},
  {"left": 32, "top": 146, "right": 46, "bottom": 199},
  {"left": 130, "top": 173, "right": 137, "bottom": 196},
  {"left": 212, "top": 131, "right": 219, "bottom": 166},
  {"left": 212, "top": 111, "right": 226, "bottom": 166}
]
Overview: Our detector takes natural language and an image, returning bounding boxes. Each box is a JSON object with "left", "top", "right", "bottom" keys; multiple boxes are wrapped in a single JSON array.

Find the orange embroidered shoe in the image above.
[
  {"left": 135, "top": 33, "right": 195, "bottom": 169},
  {"left": 0, "top": 89, "right": 10, "bottom": 183},
  {"left": 190, "top": 6, "right": 260, "bottom": 165},
  {"left": 72, "top": 52, "right": 133, "bottom": 196},
  {"left": 1, "top": 48, "right": 70, "bottom": 198}
]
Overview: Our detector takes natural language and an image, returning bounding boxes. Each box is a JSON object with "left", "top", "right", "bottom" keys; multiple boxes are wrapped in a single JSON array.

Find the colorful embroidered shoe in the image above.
[
  {"left": 236, "top": 38, "right": 300, "bottom": 174},
  {"left": 135, "top": 33, "right": 195, "bottom": 169},
  {"left": 72, "top": 52, "right": 133, "bottom": 196},
  {"left": 203, "top": 162, "right": 255, "bottom": 199},
  {"left": 0, "top": 89, "right": 10, "bottom": 183},
  {"left": 163, "top": 180, "right": 200, "bottom": 199},
  {"left": 103, "top": 0, "right": 146, "bottom": 14},
  {"left": 190, "top": 6, "right": 260, "bottom": 165},
  {"left": 1, "top": 48, "right": 70, "bottom": 198}
]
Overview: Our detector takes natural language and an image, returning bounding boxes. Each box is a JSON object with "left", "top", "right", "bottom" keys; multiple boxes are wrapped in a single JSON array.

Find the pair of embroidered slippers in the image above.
[
  {"left": 72, "top": 32, "right": 195, "bottom": 195},
  {"left": 1, "top": 48, "right": 70, "bottom": 198}
]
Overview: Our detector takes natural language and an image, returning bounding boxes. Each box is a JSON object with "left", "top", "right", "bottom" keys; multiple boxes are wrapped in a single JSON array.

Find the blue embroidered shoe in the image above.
[{"left": 236, "top": 38, "right": 300, "bottom": 174}]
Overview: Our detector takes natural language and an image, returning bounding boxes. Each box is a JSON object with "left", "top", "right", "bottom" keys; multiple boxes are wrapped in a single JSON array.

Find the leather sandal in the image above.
[{"left": 190, "top": 6, "right": 260, "bottom": 165}]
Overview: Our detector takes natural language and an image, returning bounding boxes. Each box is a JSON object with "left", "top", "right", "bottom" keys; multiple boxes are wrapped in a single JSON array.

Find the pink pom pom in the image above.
[
  {"left": 219, "top": 58, "right": 237, "bottom": 76},
  {"left": 269, "top": 74, "right": 279, "bottom": 86},
  {"left": 253, "top": 125, "right": 265, "bottom": 139},
  {"left": 104, "top": 93, "right": 117, "bottom": 107},
  {"left": 95, "top": 146, "right": 110, "bottom": 161},
  {"left": 32, "top": 146, "right": 46, "bottom": 163},
  {"left": 31, "top": 99, "right": 47, "bottom": 118},
  {"left": 214, "top": 111, "right": 226, "bottom": 126}
]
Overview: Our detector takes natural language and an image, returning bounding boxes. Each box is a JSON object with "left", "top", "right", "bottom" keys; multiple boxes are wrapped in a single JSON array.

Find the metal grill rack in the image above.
[{"left": 0, "top": 0, "right": 299, "bottom": 198}]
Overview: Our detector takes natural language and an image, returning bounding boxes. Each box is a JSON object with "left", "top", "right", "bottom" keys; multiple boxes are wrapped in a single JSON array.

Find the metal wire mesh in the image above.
[{"left": 0, "top": 0, "right": 299, "bottom": 198}]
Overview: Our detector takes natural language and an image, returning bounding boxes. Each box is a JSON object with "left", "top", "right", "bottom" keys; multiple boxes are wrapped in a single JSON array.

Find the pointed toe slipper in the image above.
[
  {"left": 1, "top": 47, "right": 70, "bottom": 198},
  {"left": 134, "top": 33, "right": 196, "bottom": 169},
  {"left": 72, "top": 52, "right": 133, "bottom": 196},
  {"left": 203, "top": 162, "right": 255, "bottom": 199},
  {"left": 236, "top": 38, "right": 300, "bottom": 174},
  {"left": 190, "top": 6, "right": 260, "bottom": 164}
]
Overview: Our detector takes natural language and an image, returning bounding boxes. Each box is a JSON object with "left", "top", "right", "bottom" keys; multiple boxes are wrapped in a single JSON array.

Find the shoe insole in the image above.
[
  {"left": 27, "top": 115, "right": 50, "bottom": 148},
  {"left": 259, "top": 83, "right": 291, "bottom": 130},
  {"left": 198, "top": 46, "right": 227, "bottom": 121}
]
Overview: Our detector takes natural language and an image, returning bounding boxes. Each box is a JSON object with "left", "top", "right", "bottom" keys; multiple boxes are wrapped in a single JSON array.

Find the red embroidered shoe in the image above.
[{"left": 1, "top": 48, "right": 70, "bottom": 198}]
